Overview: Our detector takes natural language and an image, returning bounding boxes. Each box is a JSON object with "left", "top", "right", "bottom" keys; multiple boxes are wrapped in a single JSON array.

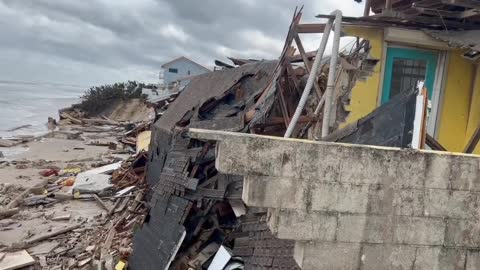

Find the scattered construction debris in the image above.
[{"left": 2, "top": 1, "right": 480, "bottom": 269}]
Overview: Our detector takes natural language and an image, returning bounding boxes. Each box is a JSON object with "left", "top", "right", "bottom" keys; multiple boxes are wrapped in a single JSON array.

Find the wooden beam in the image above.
[
  {"left": 385, "top": 0, "right": 393, "bottom": 10},
  {"left": 296, "top": 23, "right": 327, "bottom": 34},
  {"left": 464, "top": 125, "right": 480, "bottom": 153},
  {"left": 460, "top": 8, "right": 480, "bottom": 18},
  {"left": 285, "top": 62, "right": 302, "bottom": 95},
  {"left": 288, "top": 50, "right": 317, "bottom": 63},
  {"left": 257, "top": 116, "right": 315, "bottom": 126},
  {"left": 364, "top": 0, "right": 372, "bottom": 16},
  {"left": 426, "top": 134, "right": 447, "bottom": 151},
  {"left": 276, "top": 81, "right": 290, "bottom": 128},
  {"left": 380, "top": 10, "right": 480, "bottom": 29},
  {"left": 412, "top": 7, "right": 462, "bottom": 18},
  {"left": 294, "top": 34, "right": 324, "bottom": 99},
  {"left": 442, "top": 0, "right": 480, "bottom": 8}
]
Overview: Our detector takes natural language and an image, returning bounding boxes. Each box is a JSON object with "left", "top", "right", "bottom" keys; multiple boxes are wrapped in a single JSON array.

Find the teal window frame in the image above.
[{"left": 381, "top": 47, "right": 438, "bottom": 104}]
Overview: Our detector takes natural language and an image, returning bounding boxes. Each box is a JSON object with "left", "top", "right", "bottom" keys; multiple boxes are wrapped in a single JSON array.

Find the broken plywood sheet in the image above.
[
  {"left": 136, "top": 131, "right": 151, "bottom": 154},
  {"left": 0, "top": 250, "right": 35, "bottom": 270},
  {"left": 82, "top": 162, "right": 122, "bottom": 175},
  {"left": 71, "top": 172, "right": 112, "bottom": 194}
]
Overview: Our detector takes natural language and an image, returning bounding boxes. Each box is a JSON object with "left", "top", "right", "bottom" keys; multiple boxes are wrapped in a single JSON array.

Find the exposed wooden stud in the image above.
[
  {"left": 364, "top": 0, "right": 372, "bottom": 16},
  {"left": 285, "top": 63, "right": 302, "bottom": 95},
  {"left": 385, "top": 0, "right": 393, "bottom": 10},
  {"left": 296, "top": 23, "right": 327, "bottom": 33},
  {"left": 294, "top": 33, "right": 324, "bottom": 98},
  {"left": 276, "top": 81, "right": 291, "bottom": 128},
  {"left": 464, "top": 125, "right": 480, "bottom": 153},
  {"left": 255, "top": 116, "right": 315, "bottom": 127},
  {"left": 380, "top": 10, "right": 479, "bottom": 29},
  {"left": 426, "top": 134, "right": 447, "bottom": 151},
  {"left": 288, "top": 51, "right": 317, "bottom": 63}
]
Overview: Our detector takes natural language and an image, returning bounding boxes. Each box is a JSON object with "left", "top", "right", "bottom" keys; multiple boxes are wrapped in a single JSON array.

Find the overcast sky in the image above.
[{"left": 0, "top": 0, "right": 364, "bottom": 86}]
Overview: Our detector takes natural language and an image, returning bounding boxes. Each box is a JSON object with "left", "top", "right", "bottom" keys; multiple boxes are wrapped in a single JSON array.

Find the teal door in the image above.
[{"left": 381, "top": 47, "right": 438, "bottom": 104}]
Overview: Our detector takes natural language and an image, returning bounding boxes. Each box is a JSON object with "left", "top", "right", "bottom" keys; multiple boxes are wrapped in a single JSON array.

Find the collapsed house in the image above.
[{"left": 129, "top": 1, "right": 480, "bottom": 269}]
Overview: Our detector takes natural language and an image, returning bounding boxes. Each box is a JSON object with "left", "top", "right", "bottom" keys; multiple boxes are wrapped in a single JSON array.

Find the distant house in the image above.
[{"left": 161, "top": 56, "right": 211, "bottom": 90}]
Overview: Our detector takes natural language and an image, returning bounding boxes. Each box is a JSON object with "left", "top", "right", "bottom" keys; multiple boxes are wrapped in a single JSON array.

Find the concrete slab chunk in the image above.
[
  {"left": 0, "top": 250, "right": 35, "bottom": 270},
  {"left": 71, "top": 172, "right": 112, "bottom": 194}
]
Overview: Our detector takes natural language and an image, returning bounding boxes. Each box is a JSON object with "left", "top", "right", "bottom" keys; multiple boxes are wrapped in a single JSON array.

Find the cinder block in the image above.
[
  {"left": 336, "top": 148, "right": 426, "bottom": 188},
  {"left": 242, "top": 176, "right": 307, "bottom": 209},
  {"left": 445, "top": 219, "right": 480, "bottom": 247},
  {"left": 424, "top": 189, "right": 479, "bottom": 219},
  {"left": 361, "top": 244, "right": 416, "bottom": 270},
  {"left": 295, "top": 241, "right": 360, "bottom": 270},
  {"left": 202, "top": 130, "right": 480, "bottom": 192},
  {"left": 310, "top": 182, "right": 424, "bottom": 216},
  {"left": 449, "top": 156, "right": 480, "bottom": 192},
  {"left": 466, "top": 250, "right": 480, "bottom": 270},
  {"left": 337, "top": 215, "right": 394, "bottom": 243},
  {"left": 393, "top": 189, "right": 424, "bottom": 216},
  {"left": 393, "top": 217, "right": 445, "bottom": 245},
  {"left": 310, "top": 182, "right": 371, "bottom": 213},
  {"left": 414, "top": 247, "right": 465, "bottom": 270},
  {"left": 423, "top": 154, "right": 451, "bottom": 189},
  {"left": 336, "top": 215, "right": 445, "bottom": 246},
  {"left": 267, "top": 209, "right": 337, "bottom": 241}
]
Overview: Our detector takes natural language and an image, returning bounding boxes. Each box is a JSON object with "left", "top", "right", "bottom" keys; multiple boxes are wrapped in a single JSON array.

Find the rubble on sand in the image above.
[
  {"left": 127, "top": 7, "right": 375, "bottom": 270},
  {"left": 0, "top": 95, "right": 163, "bottom": 269}
]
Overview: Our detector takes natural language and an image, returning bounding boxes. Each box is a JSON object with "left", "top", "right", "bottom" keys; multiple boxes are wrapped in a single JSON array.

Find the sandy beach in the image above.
[{"left": 0, "top": 101, "right": 151, "bottom": 269}]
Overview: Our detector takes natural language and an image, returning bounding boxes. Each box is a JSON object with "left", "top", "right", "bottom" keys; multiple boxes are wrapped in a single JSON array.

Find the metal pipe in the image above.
[
  {"left": 283, "top": 15, "right": 335, "bottom": 138},
  {"left": 321, "top": 10, "right": 343, "bottom": 138}
]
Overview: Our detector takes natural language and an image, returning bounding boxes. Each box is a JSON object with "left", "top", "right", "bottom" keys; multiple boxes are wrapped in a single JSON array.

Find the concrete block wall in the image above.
[{"left": 189, "top": 129, "right": 480, "bottom": 270}]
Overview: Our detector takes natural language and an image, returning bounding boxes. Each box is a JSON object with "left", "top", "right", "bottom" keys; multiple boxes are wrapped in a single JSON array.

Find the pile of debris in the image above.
[
  {"left": 126, "top": 8, "right": 376, "bottom": 270},
  {"left": 0, "top": 6, "right": 380, "bottom": 270},
  {"left": 0, "top": 97, "right": 169, "bottom": 269}
]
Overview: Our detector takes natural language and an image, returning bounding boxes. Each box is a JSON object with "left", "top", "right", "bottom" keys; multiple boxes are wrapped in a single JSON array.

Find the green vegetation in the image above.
[{"left": 78, "top": 81, "right": 153, "bottom": 115}]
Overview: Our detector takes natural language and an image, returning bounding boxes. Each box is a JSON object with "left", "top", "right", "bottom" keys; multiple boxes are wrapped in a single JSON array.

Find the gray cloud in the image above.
[{"left": 0, "top": 0, "right": 364, "bottom": 86}]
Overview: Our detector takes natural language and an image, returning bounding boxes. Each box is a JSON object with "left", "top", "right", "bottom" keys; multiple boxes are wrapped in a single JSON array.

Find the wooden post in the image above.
[
  {"left": 464, "top": 125, "right": 480, "bottom": 153},
  {"left": 294, "top": 33, "right": 324, "bottom": 99},
  {"left": 364, "top": 0, "right": 372, "bottom": 16},
  {"left": 385, "top": 0, "right": 392, "bottom": 11}
]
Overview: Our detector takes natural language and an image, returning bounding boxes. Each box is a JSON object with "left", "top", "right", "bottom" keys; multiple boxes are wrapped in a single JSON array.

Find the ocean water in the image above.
[{"left": 0, "top": 81, "right": 85, "bottom": 138}]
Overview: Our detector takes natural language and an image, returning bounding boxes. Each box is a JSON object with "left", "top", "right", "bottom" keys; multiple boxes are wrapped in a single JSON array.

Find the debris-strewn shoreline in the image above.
[{"left": 0, "top": 98, "right": 155, "bottom": 270}]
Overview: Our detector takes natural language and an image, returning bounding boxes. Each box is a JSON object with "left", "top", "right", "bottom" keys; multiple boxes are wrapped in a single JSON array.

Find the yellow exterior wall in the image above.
[
  {"left": 341, "top": 27, "right": 479, "bottom": 153},
  {"left": 464, "top": 66, "right": 480, "bottom": 154},
  {"left": 342, "top": 26, "right": 383, "bottom": 125},
  {"left": 436, "top": 52, "right": 475, "bottom": 152}
]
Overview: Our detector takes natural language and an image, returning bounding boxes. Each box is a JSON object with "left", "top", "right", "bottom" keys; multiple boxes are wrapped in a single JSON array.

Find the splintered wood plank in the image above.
[
  {"left": 294, "top": 33, "right": 323, "bottom": 98},
  {"left": 296, "top": 23, "right": 326, "bottom": 33},
  {"left": 426, "top": 134, "right": 447, "bottom": 151},
  {"left": 0, "top": 250, "right": 35, "bottom": 270},
  {"left": 464, "top": 125, "right": 480, "bottom": 153}
]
